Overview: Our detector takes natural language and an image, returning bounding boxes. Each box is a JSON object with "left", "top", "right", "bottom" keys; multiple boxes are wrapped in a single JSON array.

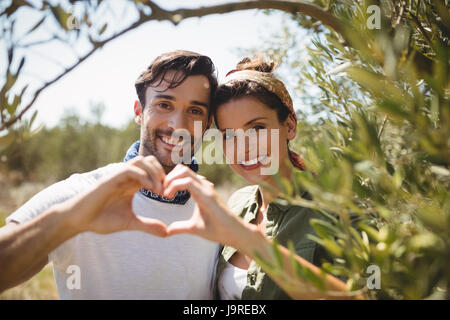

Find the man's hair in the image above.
[{"left": 135, "top": 50, "right": 218, "bottom": 113}]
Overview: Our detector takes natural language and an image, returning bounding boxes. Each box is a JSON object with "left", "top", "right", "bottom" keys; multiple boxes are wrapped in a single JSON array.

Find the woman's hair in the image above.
[
  {"left": 213, "top": 56, "right": 290, "bottom": 122},
  {"left": 213, "top": 56, "right": 306, "bottom": 171}
]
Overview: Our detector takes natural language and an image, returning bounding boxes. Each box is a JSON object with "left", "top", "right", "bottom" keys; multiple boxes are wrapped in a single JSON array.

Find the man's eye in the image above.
[
  {"left": 157, "top": 102, "right": 170, "bottom": 109},
  {"left": 190, "top": 108, "right": 203, "bottom": 115}
]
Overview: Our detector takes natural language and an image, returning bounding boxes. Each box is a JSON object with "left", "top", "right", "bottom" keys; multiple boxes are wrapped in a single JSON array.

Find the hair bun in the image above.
[{"left": 236, "top": 56, "right": 277, "bottom": 73}]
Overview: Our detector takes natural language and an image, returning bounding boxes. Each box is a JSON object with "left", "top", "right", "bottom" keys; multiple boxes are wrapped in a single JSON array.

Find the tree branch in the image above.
[
  {"left": 147, "top": 0, "right": 345, "bottom": 39},
  {"left": 1, "top": 0, "right": 346, "bottom": 131}
]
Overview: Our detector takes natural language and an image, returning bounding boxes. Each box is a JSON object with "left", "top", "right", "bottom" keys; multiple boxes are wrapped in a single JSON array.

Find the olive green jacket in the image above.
[{"left": 213, "top": 185, "right": 329, "bottom": 300}]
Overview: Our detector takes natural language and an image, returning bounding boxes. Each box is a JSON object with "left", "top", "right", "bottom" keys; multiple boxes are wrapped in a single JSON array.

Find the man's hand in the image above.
[{"left": 63, "top": 155, "right": 168, "bottom": 237}]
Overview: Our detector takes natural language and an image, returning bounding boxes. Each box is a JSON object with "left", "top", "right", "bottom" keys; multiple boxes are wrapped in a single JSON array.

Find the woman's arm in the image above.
[
  {"left": 230, "top": 223, "right": 363, "bottom": 299},
  {"left": 163, "top": 164, "right": 364, "bottom": 300}
]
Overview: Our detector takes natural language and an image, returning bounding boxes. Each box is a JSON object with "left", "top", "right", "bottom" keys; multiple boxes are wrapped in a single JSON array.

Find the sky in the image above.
[{"left": 1, "top": 0, "right": 308, "bottom": 129}]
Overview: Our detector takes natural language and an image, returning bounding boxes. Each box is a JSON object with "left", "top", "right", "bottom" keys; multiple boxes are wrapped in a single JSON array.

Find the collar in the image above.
[{"left": 241, "top": 185, "right": 291, "bottom": 224}]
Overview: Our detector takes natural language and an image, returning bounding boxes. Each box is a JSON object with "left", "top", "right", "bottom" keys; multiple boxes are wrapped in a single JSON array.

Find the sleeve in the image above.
[
  {"left": 5, "top": 173, "right": 86, "bottom": 225},
  {"left": 3, "top": 173, "right": 89, "bottom": 264},
  {"left": 226, "top": 185, "right": 259, "bottom": 217},
  {"left": 4, "top": 163, "right": 123, "bottom": 265},
  {"left": 5, "top": 163, "right": 123, "bottom": 225}
]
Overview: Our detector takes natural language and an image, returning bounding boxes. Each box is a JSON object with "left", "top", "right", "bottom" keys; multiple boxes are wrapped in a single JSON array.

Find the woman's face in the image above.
[{"left": 215, "top": 96, "right": 296, "bottom": 184}]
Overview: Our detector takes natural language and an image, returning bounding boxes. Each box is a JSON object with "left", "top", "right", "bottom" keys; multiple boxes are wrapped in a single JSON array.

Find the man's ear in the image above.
[
  {"left": 286, "top": 113, "right": 297, "bottom": 141},
  {"left": 134, "top": 100, "right": 142, "bottom": 125}
]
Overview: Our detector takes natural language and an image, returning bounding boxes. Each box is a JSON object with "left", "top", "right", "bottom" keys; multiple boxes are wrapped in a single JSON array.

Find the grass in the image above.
[
  {"left": 0, "top": 264, "right": 59, "bottom": 300},
  {"left": 0, "top": 181, "right": 59, "bottom": 300}
]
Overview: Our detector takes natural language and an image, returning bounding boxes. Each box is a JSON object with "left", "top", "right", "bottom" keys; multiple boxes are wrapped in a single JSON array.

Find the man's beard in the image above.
[{"left": 140, "top": 127, "right": 198, "bottom": 173}]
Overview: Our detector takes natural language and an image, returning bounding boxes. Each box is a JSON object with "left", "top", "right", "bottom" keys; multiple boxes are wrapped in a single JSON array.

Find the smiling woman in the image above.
[{"left": 162, "top": 56, "right": 363, "bottom": 300}]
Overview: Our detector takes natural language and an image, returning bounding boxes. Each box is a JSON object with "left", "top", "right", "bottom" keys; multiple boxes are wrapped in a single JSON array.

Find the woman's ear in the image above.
[
  {"left": 285, "top": 113, "right": 297, "bottom": 141},
  {"left": 134, "top": 100, "right": 142, "bottom": 125}
]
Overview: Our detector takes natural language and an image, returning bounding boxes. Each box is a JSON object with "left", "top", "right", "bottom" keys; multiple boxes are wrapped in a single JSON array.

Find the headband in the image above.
[{"left": 223, "top": 69, "right": 296, "bottom": 122}]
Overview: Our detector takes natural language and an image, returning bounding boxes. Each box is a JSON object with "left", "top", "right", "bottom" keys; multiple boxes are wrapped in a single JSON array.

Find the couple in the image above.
[{"left": 0, "top": 50, "right": 356, "bottom": 300}]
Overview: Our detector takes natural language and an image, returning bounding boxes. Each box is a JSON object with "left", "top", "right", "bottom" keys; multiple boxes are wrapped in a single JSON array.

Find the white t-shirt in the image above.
[
  {"left": 6, "top": 162, "right": 220, "bottom": 300},
  {"left": 218, "top": 262, "right": 247, "bottom": 300}
]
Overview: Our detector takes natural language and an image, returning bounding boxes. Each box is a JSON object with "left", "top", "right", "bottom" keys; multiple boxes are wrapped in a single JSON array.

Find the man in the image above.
[{"left": 0, "top": 50, "right": 220, "bottom": 299}]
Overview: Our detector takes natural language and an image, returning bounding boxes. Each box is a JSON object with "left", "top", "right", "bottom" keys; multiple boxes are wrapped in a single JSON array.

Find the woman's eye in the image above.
[
  {"left": 223, "top": 131, "right": 235, "bottom": 140},
  {"left": 253, "top": 125, "right": 265, "bottom": 130}
]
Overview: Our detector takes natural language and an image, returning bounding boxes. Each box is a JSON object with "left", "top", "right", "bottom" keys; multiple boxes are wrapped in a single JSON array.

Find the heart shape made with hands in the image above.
[
  {"left": 116, "top": 157, "right": 222, "bottom": 239},
  {"left": 158, "top": 165, "right": 222, "bottom": 239}
]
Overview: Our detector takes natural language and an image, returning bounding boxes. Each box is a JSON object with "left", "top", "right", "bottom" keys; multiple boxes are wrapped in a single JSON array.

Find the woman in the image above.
[{"left": 163, "top": 57, "right": 363, "bottom": 299}]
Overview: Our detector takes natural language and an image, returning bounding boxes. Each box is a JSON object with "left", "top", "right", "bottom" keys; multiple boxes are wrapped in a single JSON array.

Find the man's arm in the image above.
[
  {"left": 0, "top": 207, "right": 79, "bottom": 292},
  {"left": 0, "top": 219, "right": 73, "bottom": 292},
  {"left": 0, "top": 155, "right": 168, "bottom": 293}
]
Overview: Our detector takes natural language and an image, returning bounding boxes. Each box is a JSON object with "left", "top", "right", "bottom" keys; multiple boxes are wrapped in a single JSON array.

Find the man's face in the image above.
[{"left": 135, "top": 70, "right": 211, "bottom": 173}]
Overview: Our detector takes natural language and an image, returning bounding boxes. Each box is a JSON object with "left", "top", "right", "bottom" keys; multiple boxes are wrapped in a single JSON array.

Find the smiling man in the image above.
[
  {"left": 0, "top": 50, "right": 220, "bottom": 299},
  {"left": 134, "top": 52, "right": 214, "bottom": 173}
]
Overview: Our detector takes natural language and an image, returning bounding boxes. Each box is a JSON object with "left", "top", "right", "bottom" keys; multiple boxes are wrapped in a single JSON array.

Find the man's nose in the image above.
[{"left": 167, "top": 110, "right": 188, "bottom": 130}]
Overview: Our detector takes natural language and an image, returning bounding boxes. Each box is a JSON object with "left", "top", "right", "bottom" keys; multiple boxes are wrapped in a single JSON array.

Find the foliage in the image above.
[
  {"left": 259, "top": 0, "right": 449, "bottom": 299},
  {"left": 1, "top": 106, "right": 138, "bottom": 182}
]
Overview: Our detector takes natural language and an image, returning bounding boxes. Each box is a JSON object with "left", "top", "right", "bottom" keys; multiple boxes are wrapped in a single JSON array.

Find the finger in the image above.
[
  {"left": 133, "top": 158, "right": 165, "bottom": 193},
  {"left": 163, "top": 177, "right": 198, "bottom": 199},
  {"left": 164, "top": 164, "right": 196, "bottom": 189},
  {"left": 144, "top": 155, "right": 166, "bottom": 182},
  {"left": 120, "top": 166, "right": 155, "bottom": 191},
  {"left": 128, "top": 215, "right": 168, "bottom": 237},
  {"left": 191, "top": 174, "right": 214, "bottom": 188},
  {"left": 167, "top": 219, "right": 196, "bottom": 236}
]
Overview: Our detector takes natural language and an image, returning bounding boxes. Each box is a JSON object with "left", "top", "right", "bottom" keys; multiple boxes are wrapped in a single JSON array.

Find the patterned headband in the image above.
[{"left": 223, "top": 70, "right": 296, "bottom": 121}]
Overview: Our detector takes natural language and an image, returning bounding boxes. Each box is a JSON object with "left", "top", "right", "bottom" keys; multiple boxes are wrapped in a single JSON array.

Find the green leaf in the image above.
[
  {"left": 98, "top": 23, "right": 107, "bottom": 35},
  {"left": 310, "top": 218, "right": 342, "bottom": 239},
  {"left": 357, "top": 223, "right": 381, "bottom": 242},
  {"left": 49, "top": 5, "right": 72, "bottom": 31},
  {"left": 0, "top": 133, "right": 14, "bottom": 151},
  {"left": 272, "top": 237, "right": 283, "bottom": 269},
  {"left": 307, "top": 234, "right": 343, "bottom": 257}
]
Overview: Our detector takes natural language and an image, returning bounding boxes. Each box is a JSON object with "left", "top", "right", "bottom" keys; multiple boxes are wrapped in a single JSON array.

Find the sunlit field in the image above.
[{"left": 0, "top": 180, "right": 56, "bottom": 299}]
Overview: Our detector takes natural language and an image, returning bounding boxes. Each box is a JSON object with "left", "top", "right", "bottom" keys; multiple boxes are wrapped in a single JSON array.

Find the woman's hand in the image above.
[
  {"left": 62, "top": 155, "right": 168, "bottom": 237},
  {"left": 163, "top": 164, "right": 254, "bottom": 247}
]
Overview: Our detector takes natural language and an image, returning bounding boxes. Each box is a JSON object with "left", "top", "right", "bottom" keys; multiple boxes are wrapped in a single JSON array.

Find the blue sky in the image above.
[{"left": 1, "top": 1, "right": 308, "bottom": 129}]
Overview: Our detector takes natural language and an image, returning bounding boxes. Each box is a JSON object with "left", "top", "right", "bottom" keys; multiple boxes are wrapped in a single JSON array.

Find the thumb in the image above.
[
  {"left": 167, "top": 219, "right": 196, "bottom": 236},
  {"left": 128, "top": 215, "right": 168, "bottom": 237}
]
